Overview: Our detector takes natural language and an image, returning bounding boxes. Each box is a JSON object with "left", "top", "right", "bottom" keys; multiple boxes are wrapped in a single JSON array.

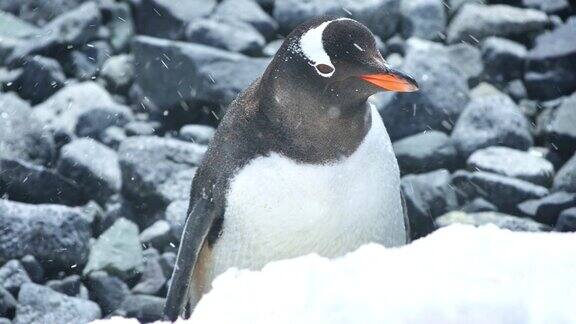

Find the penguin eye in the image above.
[{"left": 316, "top": 64, "right": 334, "bottom": 75}]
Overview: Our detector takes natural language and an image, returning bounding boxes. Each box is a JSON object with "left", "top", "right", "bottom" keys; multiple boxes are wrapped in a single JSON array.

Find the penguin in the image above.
[{"left": 164, "top": 16, "right": 418, "bottom": 321}]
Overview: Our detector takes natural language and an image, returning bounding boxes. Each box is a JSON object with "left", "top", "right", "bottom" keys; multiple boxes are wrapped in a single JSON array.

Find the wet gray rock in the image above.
[
  {"left": 13, "top": 283, "right": 101, "bottom": 324},
  {"left": 0, "top": 287, "right": 16, "bottom": 318},
  {"left": 159, "top": 252, "right": 176, "bottom": 278},
  {"left": 0, "top": 200, "right": 91, "bottom": 270},
  {"left": 119, "top": 136, "right": 204, "bottom": 210},
  {"left": 400, "top": 0, "right": 446, "bottom": 40},
  {"left": 0, "top": 93, "right": 54, "bottom": 166},
  {"left": 378, "top": 40, "right": 470, "bottom": 140},
  {"left": 134, "top": 0, "right": 217, "bottom": 40},
  {"left": 131, "top": 248, "right": 166, "bottom": 296},
  {"left": 8, "top": 55, "right": 65, "bottom": 104},
  {"left": 85, "top": 271, "right": 130, "bottom": 316},
  {"left": 179, "top": 125, "right": 216, "bottom": 145},
  {"left": 185, "top": 18, "right": 265, "bottom": 55},
  {"left": 0, "top": 260, "right": 31, "bottom": 295},
  {"left": 447, "top": 3, "right": 549, "bottom": 44},
  {"left": 273, "top": 0, "right": 401, "bottom": 40},
  {"left": 452, "top": 170, "right": 549, "bottom": 213},
  {"left": 517, "top": 192, "right": 576, "bottom": 225},
  {"left": 100, "top": 55, "right": 135, "bottom": 94},
  {"left": 393, "top": 131, "right": 460, "bottom": 175},
  {"left": 214, "top": 0, "right": 279, "bottom": 39},
  {"left": 46, "top": 275, "right": 85, "bottom": 298},
  {"left": 451, "top": 93, "right": 533, "bottom": 158},
  {"left": 401, "top": 169, "right": 459, "bottom": 239},
  {"left": 57, "top": 138, "right": 121, "bottom": 204},
  {"left": 542, "top": 93, "right": 576, "bottom": 155},
  {"left": 435, "top": 211, "right": 550, "bottom": 232},
  {"left": 0, "top": 158, "right": 85, "bottom": 206},
  {"left": 467, "top": 146, "right": 555, "bottom": 187},
  {"left": 32, "top": 82, "right": 116, "bottom": 136},
  {"left": 20, "top": 255, "right": 43, "bottom": 284},
  {"left": 74, "top": 104, "right": 134, "bottom": 140},
  {"left": 556, "top": 207, "right": 576, "bottom": 232},
  {"left": 83, "top": 218, "right": 143, "bottom": 280},
  {"left": 132, "top": 36, "right": 269, "bottom": 108},
  {"left": 115, "top": 295, "right": 164, "bottom": 323},
  {"left": 553, "top": 153, "right": 576, "bottom": 193},
  {"left": 481, "top": 37, "right": 527, "bottom": 85},
  {"left": 525, "top": 18, "right": 576, "bottom": 100},
  {"left": 140, "top": 220, "right": 172, "bottom": 251}
]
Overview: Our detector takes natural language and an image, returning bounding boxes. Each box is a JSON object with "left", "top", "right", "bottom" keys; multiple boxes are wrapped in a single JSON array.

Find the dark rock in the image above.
[
  {"left": 96, "top": 195, "right": 135, "bottom": 235},
  {"left": 542, "top": 93, "right": 576, "bottom": 155},
  {"left": 134, "top": 0, "right": 217, "bottom": 40},
  {"left": 262, "top": 39, "right": 284, "bottom": 57},
  {"left": 74, "top": 104, "right": 134, "bottom": 140},
  {"left": 452, "top": 170, "right": 549, "bottom": 213},
  {"left": 57, "top": 138, "right": 122, "bottom": 204},
  {"left": 185, "top": 18, "right": 265, "bottom": 56},
  {"left": 179, "top": 125, "right": 216, "bottom": 145},
  {"left": 0, "top": 93, "right": 54, "bottom": 166},
  {"left": 83, "top": 218, "right": 143, "bottom": 280},
  {"left": 19, "top": 256, "right": 43, "bottom": 284},
  {"left": 0, "top": 11, "right": 40, "bottom": 39},
  {"left": 461, "top": 198, "right": 498, "bottom": 213},
  {"left": 85, "top": 271, "right": 130, "bottom": 316},
  {"left": 13, "top": 283, "right": 100, "bottom": 324},
  {"left": 0, "top": 260, "right": 31, "bottom": 295},
  {"left": 100, "top": 55, "right": 135, "bottom": 94},
  {"left": 132, "top": 35, "right": 269, "bottom": 109},
  {"left": 447, "top": 4, "right": 549, "bottom": 44},
  {"left": 165, "top": 200, "right": 188, "bottom": 241},
  {"left": 119, "top": 136, "right": 204, "bottom": 210},
  {"left": 522, "top": 0, "right": 570, "bottom": 15},
  {"left": 0, "top": 200, "right": 91, "bottom": 271},
  {"left": 377, "top": 40, "right": 470, "bottom": 140},
  {"left": 400, "top": 0, "right": 446, "bottom": 40},
  {"left": 393, "top": 131, "right": 460, "bottom": 175},
  {"left": 553, "top": 153, "right": 576, "bottom": 193},
  {"left": 131, "top": 248, "right": 166, "bottom": 295},
  {"left": 8, "top": 56, "right": 65, "bottom": 104},
  {"left": 66, "top": 41, "right": 112, "bottom": 81},
  {"left": 115, "top": 295, "right": 164, "bottom": 323},
  {"left": 435, "top": 211, "right": 550, "bottom": 232},
  {"left": 517, "top": 192, "right": 576, "bottom": 225},
  {"left": 0, "top": 287, "right": 16, "bottom": 318},
  {"left": 273, "top": 0, "right": 401, "bottom": 40},
  {"left": 451, "top": 93, "right": 533, "bottom": 158},
  {"left": 467, "top": 146, "right": 555, "bottom": 187},
  {"left": 140, "top": 220, "right": 172, "bottom": 251},
  {"left": 159, "top": 252, "right": 176, "bottom": 278},
  {"left": 0, "top": 158, "right": 85, "bottom": 206},
  {"left": 214, "top": 0, "right": 279, "bottom": 39},
  {"left": 556, "top": 207, "right": 576, "bottom": 231},
  {"left": 98, "top": 1, "right": 134, "bottom": 52},
  {"left": 401, "top": 169, "right": 459, "bottom": 239},
  {"left": 481, "top": 37, "right": 527, "bottom": 84},
  {"left": 46, "top": 275, "right": 83, "bottom": 297},
  {"left": 525, "top": 18, "right": 576, "bottom": 100},
  {"left": 32, "top": 82, "right": 117, "bottom": 136}
]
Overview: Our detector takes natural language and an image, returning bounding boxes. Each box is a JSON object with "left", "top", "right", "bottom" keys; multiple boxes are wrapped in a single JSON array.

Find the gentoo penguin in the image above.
[{"left": 164, "top": 16, "right": 418, "bottom": 320}]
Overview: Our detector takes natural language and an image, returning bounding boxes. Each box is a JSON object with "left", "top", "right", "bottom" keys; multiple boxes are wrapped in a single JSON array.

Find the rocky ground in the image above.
[{"left": 0, "top": 0, "right": 575, "bottom": 323}]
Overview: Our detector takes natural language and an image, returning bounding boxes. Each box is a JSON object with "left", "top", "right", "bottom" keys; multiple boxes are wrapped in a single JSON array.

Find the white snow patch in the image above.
[{"left": 93, "top": 225, "right": 576, "bottom": 324}]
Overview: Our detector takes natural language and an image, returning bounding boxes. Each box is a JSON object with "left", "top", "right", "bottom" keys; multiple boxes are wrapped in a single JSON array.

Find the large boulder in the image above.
[
  {"left": 273, "top": 0, "right": 401, "bottom": 40},
  {"left": 451, "top": 93, "right": 533, "bottom": 158},
  {"left": 553, "top": 153, "right": 576, "bottom": 193},
  {"left": 185, "top": 18, "right": 266, "bottom": 55},
  {"left": 0, "top": 200, "right": 92, "bottom": 270},
  {"left": 57, "top": 138, "right": 122, "bottom": 204},
  {"left": 452, "top": 170, "right": 549, "bottom": 213},
  {"left": 525, "top": 18, "right": 576, "bottom": 100},
  {"left": 393, "top": 131, "right": 460, "bottom": 175},
  {"left": 132, "top": 36, "right": 269, "bottom": 109},
  {"left": 467, "top": 146, "right": 555, "bottom": 187},
  {"left": 401, "top": 170, "right": 459, "bottom": 239},
  {"left": 0, "top": 93, "right": 54, "bottom": 166},
  {"left": 447, "top": 3, "right": 549, "bottom": 44},
  {"left": 134, "top": 0, "right": 217, "bottom": 40},
  {"left": 213, "top": 0, "right": 278, "bottom": 39},
  {"left": 399, "top": 0, "right": 446, "bottom": 41},
  {"left": 435, "top": 211, "right": 550, "bottom": 232},
  {"left": 13, "top": 283, "right": 101, "bottom": 324}
]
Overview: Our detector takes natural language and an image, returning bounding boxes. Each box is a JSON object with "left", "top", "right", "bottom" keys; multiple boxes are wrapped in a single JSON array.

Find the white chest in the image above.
[{"left": 210, "top": 106, "right": 406, "bottom": 279}]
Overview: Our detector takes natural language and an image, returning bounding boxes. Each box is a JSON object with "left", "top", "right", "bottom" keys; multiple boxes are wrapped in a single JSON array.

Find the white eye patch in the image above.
[{"left": 299, "top": 18, "right": 354, "bottom": 78}]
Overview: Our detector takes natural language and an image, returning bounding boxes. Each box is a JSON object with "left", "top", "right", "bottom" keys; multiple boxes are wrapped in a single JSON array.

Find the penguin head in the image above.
[{"left": 264, "top": 17, "right": 418, "bottom": 109}]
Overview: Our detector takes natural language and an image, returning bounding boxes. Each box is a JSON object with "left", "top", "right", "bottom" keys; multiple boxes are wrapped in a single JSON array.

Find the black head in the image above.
[{"left": 260, "top": 17, "right": 418, "bottom": 113}]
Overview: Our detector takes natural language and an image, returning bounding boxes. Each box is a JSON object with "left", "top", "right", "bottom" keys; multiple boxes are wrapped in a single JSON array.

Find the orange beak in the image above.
[{"left": 360, "top": 68, "right": 419, "bottom": 92}]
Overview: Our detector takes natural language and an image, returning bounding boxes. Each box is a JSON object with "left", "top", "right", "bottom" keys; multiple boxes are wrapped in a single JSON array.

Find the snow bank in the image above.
[{"left": 97, "top": 225, "right": 576, "bottom": 324}]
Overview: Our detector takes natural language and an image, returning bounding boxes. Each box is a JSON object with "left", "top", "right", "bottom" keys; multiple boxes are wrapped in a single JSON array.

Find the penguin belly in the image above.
[{"left": 199, "top": 105, "right": 406, "bottom": 292}]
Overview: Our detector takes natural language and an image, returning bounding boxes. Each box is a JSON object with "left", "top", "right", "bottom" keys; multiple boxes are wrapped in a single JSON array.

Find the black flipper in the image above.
[{"left": 163, "top": 199, "right": 215, "bottom": 321}]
